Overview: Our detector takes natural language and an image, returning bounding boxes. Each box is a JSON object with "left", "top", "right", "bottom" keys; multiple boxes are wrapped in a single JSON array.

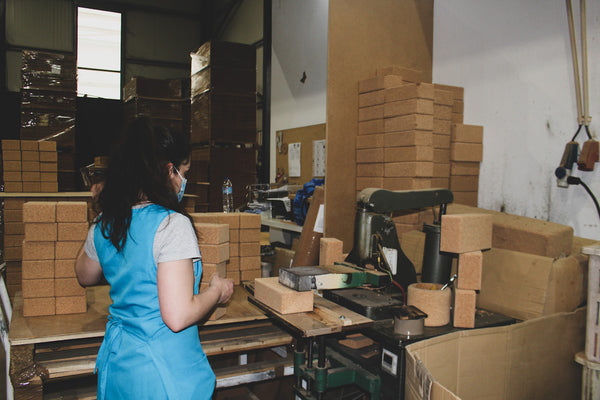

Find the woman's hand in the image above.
[{"left": 209, "top": 275, "right": 234, "bottom": 304}]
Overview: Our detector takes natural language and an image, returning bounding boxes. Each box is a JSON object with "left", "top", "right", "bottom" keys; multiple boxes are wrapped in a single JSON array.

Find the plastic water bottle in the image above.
[{"left": 222, "top": 178, "right": 233, "bottom": 213}]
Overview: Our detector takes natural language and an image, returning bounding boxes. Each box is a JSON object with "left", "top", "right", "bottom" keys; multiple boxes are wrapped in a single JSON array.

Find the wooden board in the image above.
[
  {"left": 325, "top": 0, "right": 434, "bottom": 251},
  {"left": 249, "top": 294, "right": 373, "bottom": 338},
  {"left": 275, "top": 123, "right": 326, "bottom": 184}
]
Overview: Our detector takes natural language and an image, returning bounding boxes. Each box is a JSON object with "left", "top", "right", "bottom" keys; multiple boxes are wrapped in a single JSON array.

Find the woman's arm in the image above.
[
  {"left": 157, "top": 259, "right": 233, "bottom": 332},
  {"left": 75, "top": 246, "right": 105, "bottom": 287}
]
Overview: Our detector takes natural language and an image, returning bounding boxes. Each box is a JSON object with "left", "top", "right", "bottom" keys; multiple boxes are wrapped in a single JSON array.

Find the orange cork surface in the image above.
[
  {"left": 55, "top": 241, "right": 83, "bottom": 260},
  {"left": 239, "top": 213, "right": 261, "bottom": 229},
  {"left": 55, "top": 295, "right": 87, "bottom": 315},
  {"left": 319, "top": 237, "right": 344, "bottom": 266},
  {"left": 57, "top": 222, "right": 89, "bottom": 242},
  {"left": 239, "top": 256, "right": 261, "bottom": 271},
  {"left": 23, "top": 202, "right": 56, "bottom": 223},
  {"left": 24, "top": 223, "right": 57, "bottom": 242},
  {"left": 240, "top": 269, "right": 262, "bottom": 281},
  {"left": 239, "top": 228, "right": 260, "bottom": 243},
  {"left": 22, "top": 241, "right": 55, "bottom": 260},
  {"left": 407, "top": 282, "right": 451, "bottom": 327},
  {"left": 239, "top": 242, "right": 260, "bottom": 257},
  {"left": 440, "top": 214, "right": 492, "bottom": 254},
  {"left": 23, "top": 297, "right": 55, "bottom": 317},
  {"left": 201, "top": 262, "right": 227, "bottom": 281},
  {"left": 198, "top": 243, "right": 229, "bottom": 264},
  {"left": 254, "top": 277, "right": 313, "bottom": 314},
  {"left": 457, "top": 251, "right": 483, "bottom": 290},
  {"left": 22, "top": 260, "right": 54, "bottom": 280},
  {"left": 55, "top": 278, "right": 86, "bottom": 297},
  {"left": 22, "top": 278, "right": 55, "bottom": 298},
  {"left": 54, "top": 259, "right": 76, "bottom": 278},
  {"left": 56, "top": 202, "right": 88, "bottom": 222},
  {"left": 453, "top": 288, "right": 476, "bottom": 328},
  {"left": 190, "top": 212, "right": 240, "bottom": 229},
  {"left": 196, "top": 223, "right": 229, "bottom": 244}
]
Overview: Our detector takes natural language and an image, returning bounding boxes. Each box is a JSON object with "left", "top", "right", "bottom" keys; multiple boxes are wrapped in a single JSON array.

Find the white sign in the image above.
[{"left": 288, "top": 142, "right": 301, "bottom": 177}]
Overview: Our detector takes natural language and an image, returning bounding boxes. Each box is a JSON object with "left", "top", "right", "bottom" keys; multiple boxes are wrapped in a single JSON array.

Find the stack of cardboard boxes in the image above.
[
  {"left": 21, "top": 201, "right": 88, "bottom": 317},
  {"left": 1, "top": 139, "right": 58, "bottom": 193}
]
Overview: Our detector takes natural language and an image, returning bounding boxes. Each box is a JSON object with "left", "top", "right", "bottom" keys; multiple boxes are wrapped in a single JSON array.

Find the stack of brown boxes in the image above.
[
  {"left": 191, "top": 212, "right": 262, "bottom": 284},
  {"left": 432, "top": 86, "right": 453, "bottom": 189},
  {"left": 189, "top": 41, "right": 257, "bottom": 212},
  {"left": 450, "top": 124, "right": 483, "bottom": 206},
  {"left": 21, "top": 201, "right": 87, "bottom": 317},
  {"left": 1, "top": 140, "right": 58, "bottom": 193},
  {"left": 195, "top": 222, "right": 229, "bottom": 320},
  {"left": 20, "top": 50, "right": 78, "bottom": 191}
]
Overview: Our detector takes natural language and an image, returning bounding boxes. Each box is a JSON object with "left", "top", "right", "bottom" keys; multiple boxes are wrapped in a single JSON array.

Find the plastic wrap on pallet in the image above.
[
  {"left": 21, "top": 50, "right": 76, "bottom": 91},
  {"left": 21, "top": 89, "right": 76, "bottom": 111},
  {"left": 21, "top": 110, "right": 75, "bottom": 130},
  {"left": 124, "top": 97, "right": 185, "bottom": 120},
  {"left": 123, "top": 77, "right": 188, "bottom": 102}
]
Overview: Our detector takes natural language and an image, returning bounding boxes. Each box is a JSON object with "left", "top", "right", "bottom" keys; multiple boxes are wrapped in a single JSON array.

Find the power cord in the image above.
[{"left": 567, "top": 176, "right": 600, "bottom": 223}]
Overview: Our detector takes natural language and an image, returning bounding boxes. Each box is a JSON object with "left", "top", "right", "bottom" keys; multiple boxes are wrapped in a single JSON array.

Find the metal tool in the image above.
[
  {"left": 278, "top": 265, "right": 367, "bottom": 291},
  {"left": 440, "top": 273, "right": 457, "bottom": 290}
]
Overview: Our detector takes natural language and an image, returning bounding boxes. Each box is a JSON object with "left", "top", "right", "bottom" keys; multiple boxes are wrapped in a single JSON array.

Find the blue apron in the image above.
[{"left": 94, "top": 204, "right": 215, "bottom": 399}]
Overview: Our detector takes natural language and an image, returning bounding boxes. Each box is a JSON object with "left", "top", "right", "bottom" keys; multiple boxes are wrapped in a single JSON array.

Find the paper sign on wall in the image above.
[
  {"left": 313, "top": 139, "right": 326, "bottom": 177},
  {"left": 288, "top": 142, "right": 301, "bottom": 177}
]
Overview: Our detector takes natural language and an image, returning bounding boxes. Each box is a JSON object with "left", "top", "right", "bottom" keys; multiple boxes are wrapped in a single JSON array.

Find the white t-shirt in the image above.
[{"left": 84, "top": 205, "right": 201, "bottom": 264}]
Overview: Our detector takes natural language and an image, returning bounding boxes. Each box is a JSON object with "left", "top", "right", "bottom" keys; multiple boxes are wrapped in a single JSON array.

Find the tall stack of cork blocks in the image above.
[
  {"left": 21, "top": 201, "right": 88, "bottom": 316},
  {"left": 191, "top": 212, "right": 262, "bottom": 285},
  {"left": 440, "top": 213, "right": 492, "bottom": 328},
  {"left": 356, "top": 66, "right": 483, "bottom": 212},
  {"left": 1, "top": 139, "right": 58, "bottom": 193}
]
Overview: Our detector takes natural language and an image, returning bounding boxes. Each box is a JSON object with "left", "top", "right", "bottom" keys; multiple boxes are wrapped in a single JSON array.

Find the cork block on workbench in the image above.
[
  {"left": 457, "top": 251, "right": 483, "bottom": 290},
  {"left": 190, "top": 212, "right": 240, "bottom": 229},
  {"left": 239, "top": 228, "right": 260, "bottom": 243},
  {"left": 195, "top": 223, "right": 229, "bottom": 244},
  {"left": 453, "top": 289, "right": 476, "bottom": 328},
  {"left": 22, "top": 241, "right": 54, "bottom": 260},
  {"left": 240, "top": 256, "right": 261, "bottom": 271},
  {"left": 23, "top": 297, "right": 55, "bottom": 317},
  {"left": 55, "top": 296, "right": 87, "bottom": 315},
  {"left": 440, "top": 214, "right": 492, "bottom": 254},
  {"left": 55, "top": 278, "right": 86, "bottom": 296},
  {"left": 198, "top": 243, "right": 229, "bottom": 263},
  {"left": 22, "top": 260, "right": 54, "bottom": 280},
  {"left": 239, "top": 213, "right": 261, "bottom": 229},
  {"left": 254, "top": 277, "right": 313, "bottom": 314},
  {"left": 56, "top": 202, "right": 88, "bottom": 222},
  {"left": 55, "top": 241, "right": 82, "bottom": 260},
  {"left": 23, "top": 202, "right": 56, "bottom": 223},
  {"left": 54, "top": 259, "right": 76, "bottom": 278},
  {"left": 320, "top": 238, "right": 344, "bottom": 266},
  {"left": 22, "top": 278, "right": 55, "bottom": 298},
  {"left": 57, "top": 222, "right": 89, "bottom": 242},
  {"left": 24, "top": 223, "right": 57, "bottom": 242}
]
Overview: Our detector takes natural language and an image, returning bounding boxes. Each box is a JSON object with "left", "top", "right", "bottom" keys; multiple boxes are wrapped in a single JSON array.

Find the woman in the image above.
[{"left": 75, "top": 117, "right": 233, "bottom": 399}]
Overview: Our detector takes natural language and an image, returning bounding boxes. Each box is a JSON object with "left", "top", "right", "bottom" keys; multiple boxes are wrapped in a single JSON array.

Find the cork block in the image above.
[
  {"left": 56, "top": 202, "right": 88, "bottom": 222},
  {"left": 226, "top": 257, "right": 240, "bottom": 272},
  {"left": 255, "top": 277, "right": 313, "bottom": 314},
  {"left": 2, "top": 139, "right": 20, "bottom": 150},
  {"left": 22, "top": 181, "right": 41, "bottom": 192},
  {"left": 57, "top": 222, "right": 89, "bottom": 242},
  {"left": 229, "top": 228, "right": 240, "bottom": 243},
  {"left": 230, "top": 242, "right": 239, "bottom": 257},
  {"left": 451, "top": 162, "right": 480, "bottom": 176},
  {"left": 20, "top": 140, "right": 38, "bottom": 151},
  {"left": 39, "top": 152, "right": 58, "bottom": 163},
  {"left": 201, "top": 262, "right": 227, "bottom": 281},
  {"left": 358, "top": 119, "right": 384, "bottom": 135},
  {"left": 453, "top": 289, "right": 476, "bottom": 328},
  {"left": 384, "top": 146, "right": 434, "bottom": 162},
  {"left": 319, "top": 237, "right": 344, "bottom": 266},
  {"left": 208, "top": 305, "right": 227, "bottom": 321},
  {"left": 55, "top": 241, "right": 83, "bottom": 260},
  {"left": 239, "top": 228, "right": 260, "bottom": 243},
  {"left": 385, "top": 83, "right": 434, "bottom": 102},
  {"left": 383, "top": 131, "right": 433, "bottom": 147},
  {"left": 239, "top": 212, "right": 262, "bottom": 229},
  {"left": 195, "top": 223, "right": 229, "bottom": 244},
  {"left": 40, "top": 162, "right": 58, "bottom": 172},
  {"left": 241, "top": 269, "right": 262, "bottom": 281},
  {"left": 3, "top": 160, "right": 22, "bottom": 171},
  {"left": 239, "top": 242, "right": 260, "bottom": 257},
  {"left": 41, "top": 172, "right": 57, "bottom": 182},
  {"left": 55, "top": 259, "right": 76, "bottom": 278},
  {"left": 384, "top": 98, "right": 434, "bottom": 118},
  {"left": 3, "top": 171, "right": 21, "bottom": 181},
  {"left": 22, "top": 241, "right": 55, "bottom": 260},
  {"left": 38, "top": 141, "right": 57, "bottom": 152},
  {"left": 24, "top": 223, "right": 57, "bottom": 242},
  {"left": 5, "top": 234, "right": 24, "bottom": 247},
  {"left": 434, "top": 119, "right": 452, "bottom": 135},
  {"left": 356, "top": 148, "right": 384, "bottom": 163},
  {"left": 227, "top": 271, "right": 240, "bottom": 285},
  {"left": 55, "top": 278, "right": 86, "bottom": 296},
  {"left": 198, "top": 243, "right": 229, "bottom": 263},
  {"left": 358, "top": 104, "right": 384, "bottom": 121},
  {"left": 450, "top": 176, "right": 479, "bottom": 192},
  {"left": 431, "top": 178, "right": 449, "bottom": 189},
  {"left": 22, "top": 278, "right": 55, "bottom": 298},
  {"left": 5, "top": 222, "right": 24, "bottom": 235},
  {"left": 239, "top": 256, "right": 261, "bottom": 271},
  {"left": 356, "top": 177, "right": 384, "bottom": 192},
  {"left": 450, "top": 143, "right": 483, "bottom": 162},
  {"left": 384, "top": 114, "right": 433, "bottom": 133},
  {"left": 4, "top": 246, "right": 21, "bottom": 261},
  {"left": 4, "top": 209, "right": 22, "bottom": 222},
  {"left": 359, "top": 90, "right": 384, "bottom": 107},
  {"left": 383, "top": 177, "right": 431, "bottom": 191},
  {"left": 23, "top": 201, "right": 56, "bottom": 222},
  {"left": 356, "top": 133, "right": 384, "bottom": 149},
  {"left": 190, "top": 212, "right": 240, "bottom": 229},
  {"left": 440, "top": 214, "right": 492, "bottom": 253},
  {"left": 5, "top": 198, "right": 25, "bottom": 210},
  {"left": 22, "top": 161, "right": 40, "bottom": 172},
  {"left": 433, "top": 104, "right": 452, "bottom": 120},
  {"left": 433, "top": 163, "right": 450, "bottom": 178},
  {"left": 433, "top": 148, "right": 450, "bottom": 164},
  {"left": 377, "top": 66, "right": 422, "bottom": 83},
  {"left": 385, "top": 161, "right": 434, "bottom": 177},
  {"left": 41, "top": 181, "right": 59, "bottom": 192},
  {"left": 3, "top": 150, "right": 21, "bottom": 161},
  {"left": 4, "top": 181, "right": 22, "bottom": 192},
  {"left": 21, "top": 151, "right": 39, "bottom": 162},
  {"left": 457, "top": 251, "right": 482, "bottom": 290},
  {"left": 433, "top": 134, "right": 451, "bottom": 149},
  {"left": 434, "top": 88, "right": 454, "bottom": 105},
  {"left": 451, "top": 124, "right": 483, "bottom": 144},
  {"left": 356, "top": 163, "right": 384, "bottom": 177},
  {"left": 23, "top": 297, "right": 55, "bottom": 317},
  {"left": 358, "top": 74, "right": 404, "bottom": 93},
  {"left": 452, "top": 192, "right": 478, "bottom": 207},
  {"left": 56, "top": 295, "right": 87, "bottom": 314},
  {"left": 433, "top": 83, "right": 464, "bottom": 100}
]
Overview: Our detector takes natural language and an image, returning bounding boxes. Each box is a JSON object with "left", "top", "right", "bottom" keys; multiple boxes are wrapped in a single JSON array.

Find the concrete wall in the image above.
[{"left": 433, "top": 0, "right": 600, "bottom": 239}]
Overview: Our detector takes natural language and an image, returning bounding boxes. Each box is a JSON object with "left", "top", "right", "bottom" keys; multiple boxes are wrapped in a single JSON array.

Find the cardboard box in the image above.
[{"left": 405, "top": 309, "right": 585, "bottom": 400}]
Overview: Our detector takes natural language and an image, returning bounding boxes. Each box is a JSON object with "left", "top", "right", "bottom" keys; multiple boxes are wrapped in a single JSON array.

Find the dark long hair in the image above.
[{"left": 97, "top": 117, "right": 191, "bottom": 251}]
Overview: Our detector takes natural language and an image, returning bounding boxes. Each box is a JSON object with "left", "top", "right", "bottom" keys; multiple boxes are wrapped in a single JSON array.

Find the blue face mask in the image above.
[{"left": 175, "top": 168, "right": 187, "bottom": 203}]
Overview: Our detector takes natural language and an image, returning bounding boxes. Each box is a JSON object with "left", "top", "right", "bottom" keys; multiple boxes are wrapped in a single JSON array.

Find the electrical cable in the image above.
[{"left": 567, "top": 176, "right": 600, "bottom": 223}]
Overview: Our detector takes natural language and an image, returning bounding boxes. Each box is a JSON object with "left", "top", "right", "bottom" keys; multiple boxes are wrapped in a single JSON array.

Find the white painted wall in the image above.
[
  {"left": 434, "top": 0, "right": 600, "bottom": 239},
  {"left": 271, "top": 0, "right": 328, "bottom": 181}
]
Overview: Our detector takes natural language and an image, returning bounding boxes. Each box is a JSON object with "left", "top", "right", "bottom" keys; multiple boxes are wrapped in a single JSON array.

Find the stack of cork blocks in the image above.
[
  {"left": 450, "top": 124, "right": 483, "bottom": 206},
  {"left": 21, "top": 201, "right": 88, "bottom": 316},
  {"left": 439, "top": 213, "right": 492, "bottom": 328},
  {"left": 195, "top": 222, "right": 229, "bottom": 320},
  {"left": 191, "top": 212, "right": 262, "bottom": 285},
  {"left": 1, "top": 140, "right": 58, "bottom": 193},
  {"left": 355, "top": 66, "right": 483, "bottom": 208}
]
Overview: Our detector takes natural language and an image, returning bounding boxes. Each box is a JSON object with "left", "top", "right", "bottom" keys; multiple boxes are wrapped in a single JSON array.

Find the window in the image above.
[{"left": 77, "top": 7, "right": 122, "bottom": 99}]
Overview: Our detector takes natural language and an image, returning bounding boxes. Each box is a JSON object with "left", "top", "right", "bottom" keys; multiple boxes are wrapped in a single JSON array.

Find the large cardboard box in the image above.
[{"left": 405, "top": 308, "right": 585, "bottom": 400}]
